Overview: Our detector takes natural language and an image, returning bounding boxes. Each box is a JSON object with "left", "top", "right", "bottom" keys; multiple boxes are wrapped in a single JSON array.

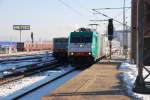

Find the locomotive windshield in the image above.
[{"left": 70, "top": 36, "right": 92, "bottom": 43}]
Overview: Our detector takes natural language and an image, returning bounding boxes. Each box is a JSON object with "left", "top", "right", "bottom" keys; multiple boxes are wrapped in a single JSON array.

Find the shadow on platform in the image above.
[
  {"left": 50, "top": 89, "right": 124, "bottom": 97},
  {"left": 96, "top": 60, "right": 123, "bottom": 65}
]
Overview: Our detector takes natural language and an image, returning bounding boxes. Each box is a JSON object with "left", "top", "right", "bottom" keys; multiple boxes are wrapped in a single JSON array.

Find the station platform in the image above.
[{"left": 42, "top": 60, "right": 131, "bottom": 100}]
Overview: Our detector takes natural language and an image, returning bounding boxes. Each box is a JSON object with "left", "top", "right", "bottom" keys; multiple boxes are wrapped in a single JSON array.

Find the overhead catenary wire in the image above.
[
  {"left": 67, "top": 0, "right": 93, "bottom": 14},
  {"left": 57, "top": 0, "right": 83, "bottom": 16},
  {"left": 114, "top": 7, "right": 131, "bottom": 19},
  {"left": 90, "top": 19, "right": 108, "bottom": 22},
  {"left": 58, "top": 0, "right": 99, "bottom": 29},
  {"left": 68, "top": 0, "right": 100, "bottom": 29},
  {"left": 94, "top": 7, "right": 131, "bottom": 10},
  {"left": 92, "top": 9, "right": 130, "bottom": 28}
]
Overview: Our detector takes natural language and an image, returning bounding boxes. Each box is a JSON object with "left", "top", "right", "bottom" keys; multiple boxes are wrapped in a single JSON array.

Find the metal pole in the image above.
[
  {"left": 109, "top": 41, "right": 112, "bottom": 59},
  {"left": 135, "top": 0, "right": 145, "bottom": 89},
  {"left": 131, "top": 0, "right": 138, "bottom": 64},
  {"left": 125, "top": 22, "right": 128, "bottom": 58},
  {"left": 20, "top": 29, "right": 21, "bottom": 42},
  {"left": 123, "top": 0, "right": 126, "bottom": 58}
]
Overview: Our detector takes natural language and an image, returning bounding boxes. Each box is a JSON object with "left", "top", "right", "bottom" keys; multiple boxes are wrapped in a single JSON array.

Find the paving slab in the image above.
[{"left": 42, "top": 63, "right": 131, "bottom": 100}]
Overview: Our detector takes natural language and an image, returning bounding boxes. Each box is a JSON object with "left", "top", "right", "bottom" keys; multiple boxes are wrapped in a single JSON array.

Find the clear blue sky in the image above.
[{"left": 0, "top": 0, "right": 131, "bottom": 42}]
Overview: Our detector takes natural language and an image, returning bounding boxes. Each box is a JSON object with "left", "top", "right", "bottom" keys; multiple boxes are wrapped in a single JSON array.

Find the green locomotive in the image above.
[{"left": 68, "top": 28, "right": 106, "bottom": 64}]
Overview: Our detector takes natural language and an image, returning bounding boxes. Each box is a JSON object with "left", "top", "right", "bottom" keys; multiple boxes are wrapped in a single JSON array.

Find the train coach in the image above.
[
  {"left": 53, "top": 38, "right": 68, "bottom": 61},
  {"left": 68, "top": 28, "right": 107, "bottom": 64}
]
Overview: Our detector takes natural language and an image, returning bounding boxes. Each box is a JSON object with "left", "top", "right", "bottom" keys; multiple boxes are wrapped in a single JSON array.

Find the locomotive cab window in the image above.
[{"left": 70, "top": 36, "right": 92, "bottom": 43}]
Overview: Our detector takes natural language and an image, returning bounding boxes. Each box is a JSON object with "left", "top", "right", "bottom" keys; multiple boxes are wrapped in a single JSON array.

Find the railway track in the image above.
[
  {"left": 0, "top": 63, "right": 77, "bottom": 99},
  {"left": 0, "top": 53, "right": 55, "bottom": 77},
  {"left": 12, "top": 66, "right": 76, "bottom": 100},
  {"left": 0, "top": 51, "right": 52, "bottom": 63},
  {"left": 0, "top": 61, "right": 60, "bottom": 86},
  {"left": 0, "top": 54, "right": 48, "bottom": 63},
  {"left": 0, "top": 50, "right": 119, "bottom": 99},
  {"left": 0, "top": 51, "right": 50, "bottom": 58}
]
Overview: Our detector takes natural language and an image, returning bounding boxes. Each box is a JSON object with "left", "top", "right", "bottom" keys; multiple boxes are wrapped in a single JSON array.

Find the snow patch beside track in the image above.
[
  {"left": 119, "top": 61, "right": 150, "bottom": 100},
  {"left": 0, "top": 65, "right": 74, "bottom": 100}
]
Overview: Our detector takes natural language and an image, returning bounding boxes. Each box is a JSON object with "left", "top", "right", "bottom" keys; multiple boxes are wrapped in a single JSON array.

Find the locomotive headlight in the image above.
[
  {"left": 88, "top": 52, "right": 91, "bottom": 55},
  {"left": 71, "top": 52, "right": 74, "bottom": 55},
  {"left": 80, "top": 44, "right": 83, "bottom": 47}
]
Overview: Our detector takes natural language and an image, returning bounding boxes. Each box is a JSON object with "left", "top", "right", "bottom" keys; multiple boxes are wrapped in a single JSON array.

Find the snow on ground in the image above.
[
  {"left": 119, "top": 61, "right": 150, "bottom": 100},
  {"left": 0, "top": 65, "right": 74, "bottom": 100},
  {"left": 20, "top": 70, "right": 81, "bottom": 100}
]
